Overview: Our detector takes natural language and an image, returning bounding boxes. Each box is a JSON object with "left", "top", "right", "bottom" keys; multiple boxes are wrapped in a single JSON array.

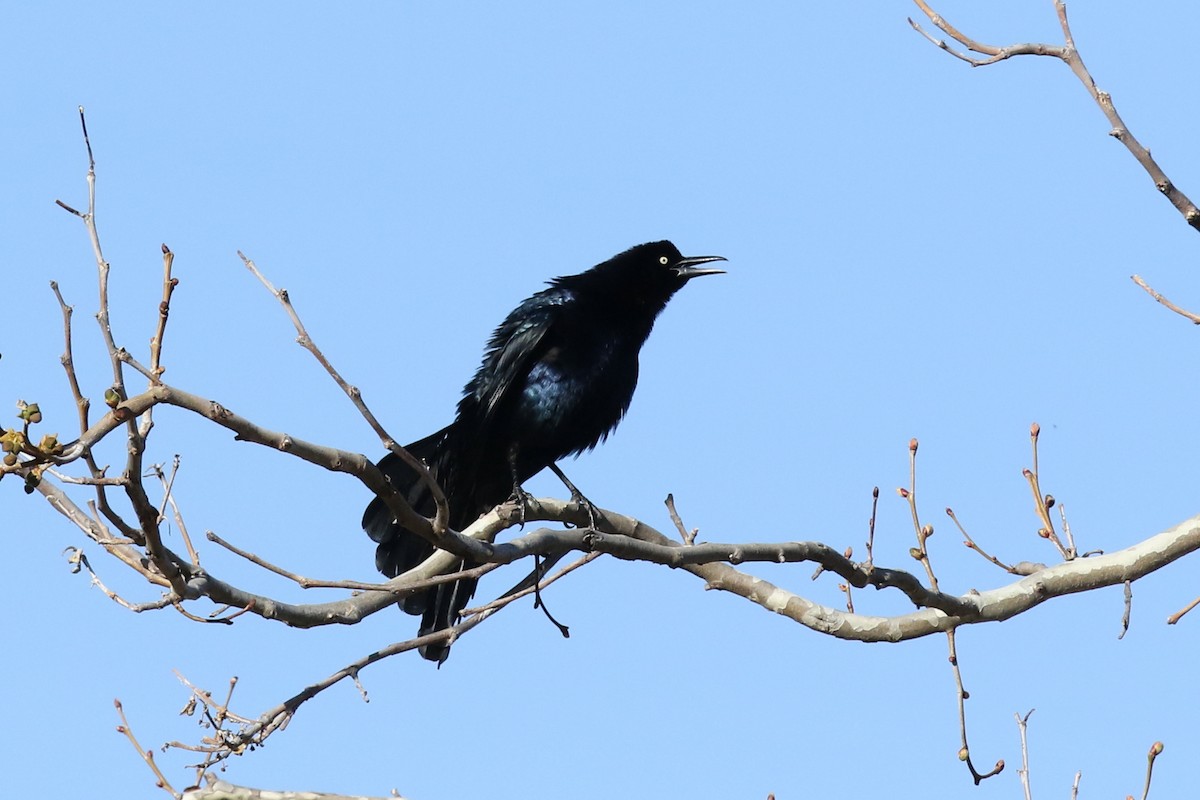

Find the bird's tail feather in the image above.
[
  {"left": 362, "top": 428, "right": 447, "bottom": 614},
  {"left": 361, "top": 426, "right": 480, "bottom": 662}
]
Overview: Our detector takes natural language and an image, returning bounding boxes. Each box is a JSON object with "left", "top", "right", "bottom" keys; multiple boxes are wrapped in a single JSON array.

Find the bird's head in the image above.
[{"left": 594, "top": 240, "right": 726, "bottom": 302}]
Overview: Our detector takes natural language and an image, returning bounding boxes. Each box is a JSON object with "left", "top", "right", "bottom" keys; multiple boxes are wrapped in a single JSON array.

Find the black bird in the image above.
[{"left": 362, "top": 240, "right": 725, "bottom": 662}]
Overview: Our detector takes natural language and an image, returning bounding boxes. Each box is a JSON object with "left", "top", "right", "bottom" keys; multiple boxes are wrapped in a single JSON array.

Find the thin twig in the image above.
[
  {"left": 665, "top": 493, "right": 696, "bottom": 545},
  {"left": 1026, "top": 422, "right": 1071, "bottom": 559},
  {"left": 115, "top": 698, "right": 180, "bottom": 798},
  {"left": 902, "top": 437, "right": 940, "bottom": 591},
  {"left": 911, "top": 0, "right": 1200, "bottom": 334},
  {"left": 171, "top": 601, "right": 237, "bottom": 625},
  {"left": 207, "top": 611, "right": 499, "bottom": 761},
  {"left": 46, "top": 468, "right": 128, "bottom": 486},
  {"left": 1119, "top": 580, "right": 1133, "bottom": 639},
  {"left": 149, "top": 244, "right": 178, "bottom": 380},
  {"left": 204, "top": 529, "right": 502, "bottom": 594},
  {"left": 865, "top": 486, "right": 879, "bottom": 569},
  {"left": 947, "top": 630, "right": 1005, "bottom": 784},
  {"left": 150, "top": 457, "right": 200, "bottom": 565},
  {"left": 839, "top": 546, "right": 855, "bottom": 613},
  {"left": 1015, "top": 709, "right": 1035, "bottom": 800},
  {"left": 49, "top": 281, "right": 91, "bottom": 436},
  {"left": 237, "top": 250, "right": 450, "bottom": 537},
  {"left": 1131, "top": 275, "right": 1200, "bottom": 324},
  {"left": 947, "top": 506, "right": 1023, "bottom": 574},
  {"left": 174, "top": 671, "right": 256, "bottom": 727},
  {"left": 63, "top": 546, "right": 175, "bottom": 612},
  {"left": 57, "top": 110, "right": 180, "bottom": 591},
  {"left": 1167, "top": 594, "right": 1200, "bottom": 625},
  {"left": 51, "top": 171, "right": 137, "bottom": 540},
  {"left": 531, "top": 553, "right": 571, "bottom": 637},
  {"left": 1141, "top": 741, "right": 1164, "bottom": 800},
  {"left": 1059, "top": 502, "right": 1078, "bottom": 558},
  {"left": 461, "top": 551, "right": 602, "bottom": 616}
]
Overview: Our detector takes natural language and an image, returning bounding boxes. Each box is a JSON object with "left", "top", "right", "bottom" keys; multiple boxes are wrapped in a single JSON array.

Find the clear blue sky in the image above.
[{"left": 3, "top": 3, "right": 1198, "bottom": 798}]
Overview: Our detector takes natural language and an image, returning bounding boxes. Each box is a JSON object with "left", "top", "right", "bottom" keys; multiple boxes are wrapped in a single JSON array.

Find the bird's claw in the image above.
[
  {"left": 508, "top": 484, "right": 534, "bottom": 528},
  {"left": 568, "top": 489, "right": 599, "bottom": 532},
  {"left": 547, "top": 463, "right": 599, "bottom": 531}
]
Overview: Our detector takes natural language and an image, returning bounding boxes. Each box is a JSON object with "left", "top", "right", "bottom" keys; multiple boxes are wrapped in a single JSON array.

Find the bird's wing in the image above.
[{"left": 472, "top": 289, "right": 566, "bottom": 423}]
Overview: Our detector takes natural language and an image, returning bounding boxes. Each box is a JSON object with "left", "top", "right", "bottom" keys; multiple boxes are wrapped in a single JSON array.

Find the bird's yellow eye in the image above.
[{"left": 659, "top": 256, "right": 669, "bottom": 265}]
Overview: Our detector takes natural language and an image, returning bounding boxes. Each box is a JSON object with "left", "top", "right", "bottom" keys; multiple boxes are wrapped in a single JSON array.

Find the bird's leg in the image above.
[
  {"left": 548, "top": 463, "right": 598, "bottom": 531},
  {"left": 507, "top": 445, "right": 534, "bottom": 528}
]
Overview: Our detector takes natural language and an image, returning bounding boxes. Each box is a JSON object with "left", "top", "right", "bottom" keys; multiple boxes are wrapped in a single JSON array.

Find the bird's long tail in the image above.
[{"left": 362, "top": 427, "right": 478, "bottom": 663}]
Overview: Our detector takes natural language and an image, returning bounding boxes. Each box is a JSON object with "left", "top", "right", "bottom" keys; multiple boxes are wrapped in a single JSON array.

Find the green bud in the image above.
[
  {"left": 16, "top": 401, "right": 42, "bottom": 424},
  {"left": 1, "top": 429, "right": 25, "bottom": 455},
  {"left": 104, "top": 388, "right": 121, "bottom": 408}
]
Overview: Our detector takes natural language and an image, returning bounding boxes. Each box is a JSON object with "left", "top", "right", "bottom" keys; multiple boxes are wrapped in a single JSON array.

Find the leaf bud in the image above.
[{"left": 18, "top": 402, "right": 43, "bottom": 424}]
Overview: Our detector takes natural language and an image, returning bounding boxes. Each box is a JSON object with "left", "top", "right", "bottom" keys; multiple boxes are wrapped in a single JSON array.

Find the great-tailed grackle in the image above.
[{"left": 362, "top": 240, "right": 724, "bottom": 663}]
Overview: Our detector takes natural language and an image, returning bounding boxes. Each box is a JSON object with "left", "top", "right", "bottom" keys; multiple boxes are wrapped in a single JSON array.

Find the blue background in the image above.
[{"left": 3, "top": 3, "right": 1197, "bottom": 798}]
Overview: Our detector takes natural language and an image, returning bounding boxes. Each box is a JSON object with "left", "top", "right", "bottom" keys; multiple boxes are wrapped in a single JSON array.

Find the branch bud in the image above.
[
  {"left": 1030, "top": 422, "right": 1040, "bottom": 438},
  {"left": 958, "top": 747, "right": 969, "bottom": 761},
  {"left": 909, "top": 437, "right": 919, "bottom": 453},
  {"left": 17, "top": 401, "right": 42, "bottom": 424},
  {"left": 909, "top": 547, "right": 923, "bottom": 561},
  {"left": 1, "top": 429, "right": 25, "bottom": 454},
  {"left": 1149, "top": 741, "right": 1164, "bottom": 757},
  {"left": 104, "top": 387, "right": 121, "bottom": 408},
  {"left": 897, "top": 487, "right": 909, "bottom": 499}
]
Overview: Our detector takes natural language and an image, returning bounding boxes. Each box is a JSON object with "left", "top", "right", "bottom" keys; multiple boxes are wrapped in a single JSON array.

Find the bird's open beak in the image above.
[{"left": 674, "top": 255, "right": 727, "bottom": 279}]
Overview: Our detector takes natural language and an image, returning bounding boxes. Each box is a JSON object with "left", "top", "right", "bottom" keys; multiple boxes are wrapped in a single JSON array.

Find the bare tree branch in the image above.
[
  {"left": 182, "top": 779, "right": 404, "bottom": 800},
  {"left": 1131, "top": 275, "right": 1200, "bottom": 325},
  {"left": 910, "top": 1, "right": 1200, "bottom": 231},
  {"left": 238, "top": 249, "right": 450, "bottom": 537},
  {"left": 910, "top": 1, "right": 1200, "bottom": 326}
]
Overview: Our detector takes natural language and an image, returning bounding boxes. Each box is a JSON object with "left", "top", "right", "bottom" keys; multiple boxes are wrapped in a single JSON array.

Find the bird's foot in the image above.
[
  {"left": 549, "top": 463, "right": 599, "bottom": 531},
  {"left": 570, "top": 490, "right": 599, "bottom": 532},
  {"left": 507, "top": 483, "right": 535, "bottom": 528}
]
